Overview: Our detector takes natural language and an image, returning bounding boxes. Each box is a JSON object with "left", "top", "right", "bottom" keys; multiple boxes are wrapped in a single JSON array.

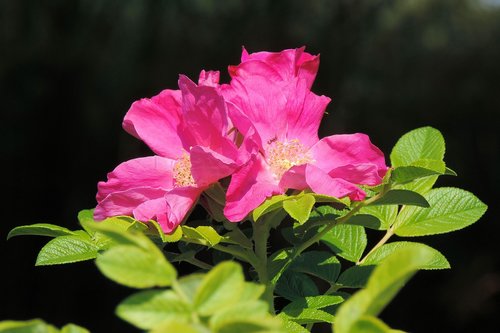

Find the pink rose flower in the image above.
[
  {"left": 223, "top": 49, "right": 387, "bottom": 222},
  {"left": 94, "top": 72, "right": 239, "bottom": 233}
]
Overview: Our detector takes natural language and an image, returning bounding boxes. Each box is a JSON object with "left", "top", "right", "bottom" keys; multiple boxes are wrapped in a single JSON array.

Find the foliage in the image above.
[{"left": 4, "top": 126, "right": 487, "bottom": 332}]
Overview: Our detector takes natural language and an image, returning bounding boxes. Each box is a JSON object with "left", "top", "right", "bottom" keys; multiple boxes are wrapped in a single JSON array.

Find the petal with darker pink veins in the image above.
[
  {"left": 178, "top": 75, "right": 229, "bottom": 148},
  {"left": 164, "top": 187, "right": 203, "bottom": 231},
  {"left": 190, "top": 145, "right": 238, "bottom": 187},
  {"left": 224, "top": 154, "right": 281, "bottom": 222},
  {"left": 279, "top": 164, "right": 308, "bottom": 191},
  {"left": 94, "top": 187, "right": 167, "bottom": 221},
  {"left": 123, "top": 89, "right": 184, "bottom": 158},
  {"left": 306, "top": 164, "right": 366, "bottom": 201},
  {"left": 310, "top": 134, "right": 387, "bottom": 181},
  {"left": 96, "top": 156, "right": 175, "bottom": 203}
]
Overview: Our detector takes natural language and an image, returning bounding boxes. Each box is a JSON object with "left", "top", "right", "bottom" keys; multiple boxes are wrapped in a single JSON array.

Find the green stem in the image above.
[
  {"left": 212, "top": 243, "right": 259, "bottom": 267},
  {"left": 184, "top": 257, "right": 213, "bottom": 270},
  {"left": 287, "top": 185, "right": 391, "bottom": 269},
  {"left": 357, "top": 226, "right": 395, "bottom": 265},
  {"left": 253, "top": 220, "right": 275, "bottom": 314}
]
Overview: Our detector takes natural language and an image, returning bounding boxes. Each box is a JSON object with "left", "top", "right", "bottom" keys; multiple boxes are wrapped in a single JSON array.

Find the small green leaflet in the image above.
[
  {"left": 275, "top": 271, "right": 319, "bottom": 301},
  {"left": 116, "top": 290, "right": 191, "bottom": 329},
  {"left": 390, "top": 127, "right": 445, "bottom": 167},
  {"left": 289, "top": 251, "right": 341, "bottom": 284},
  {"left": 390, "top": 127, "right": 446, "bottom": 193},
  {"left": 36, "top": 233, "right": 99, "bottom": 266},
  {"left": 193, "top": 261, "right": 246, "bottom": 316},
  {"left": 320, "top": 224, "right": 367, "bottom": 262},
  {"left": 335, "top": 246, "right": 442, "bottom": 333},
  {"left": 283, "top": 193, "right": 315, "bottom": 224},
  {"left": 7, "top": 223, "right": 75, "bottom": 240},
  {"left": 181, "top": 225, "right": 223, "bottom": 247},
  {"left": 394, "top": 187, "right": 487, "bottom": 236},
  {"left": 362, "top": 242, "right": 450, "bottom": 269},
  {"left": 358, "top": 205, "right": 397, "bottom": 230},
  {"left": 370, "top": 189, "right": 429, "bottom": 208},
  {"left": 95, "top": 233, "right": 176, "bottom": 289}
]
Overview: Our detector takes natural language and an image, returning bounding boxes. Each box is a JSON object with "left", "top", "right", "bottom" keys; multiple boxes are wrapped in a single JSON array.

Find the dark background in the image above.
[{"left": 1, "top": 0, "right": 499, "bottom": 332}]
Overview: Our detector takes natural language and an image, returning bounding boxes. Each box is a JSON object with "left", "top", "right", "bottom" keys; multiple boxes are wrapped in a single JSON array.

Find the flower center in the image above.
[
  {"left": 173, "top": 152, "right": 195, "bottom": 187},
  {"left": 266, "top": 139, "right": 312, "bottom": 178}
]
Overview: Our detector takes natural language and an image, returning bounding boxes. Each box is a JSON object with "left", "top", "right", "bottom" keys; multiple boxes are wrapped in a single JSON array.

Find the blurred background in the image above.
[{"left": 1, "top": 0, "right": 499, "bottom": 332}]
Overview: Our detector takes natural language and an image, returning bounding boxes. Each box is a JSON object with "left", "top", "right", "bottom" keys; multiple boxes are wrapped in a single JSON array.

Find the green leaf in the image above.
[
  {"left": 177, "top": 273, "right": 205, "bottom": 302},
  {"left": 281, "top": 319, "right": 310, "bottom": 333},
  {"left": 345, "top": 214, "right": 382, "bottom": 230},
  {"left": 444, "top": 166, "right": 457, "bottom": 176},
  {"left": 7, "top": 223, "right": 75, "bottom": 240},
  {"left": 310, "top": 193, "right": 350, "bottom": 206},
  {"left": 275, "top": 271, "right": 319, "bottom": 301},
  {"left": 336, "top": 265, "right": 375, "bottom": 289},
  {"left": 252, "top": 195, "right": 289, "bottom": 221},
  {"left": 362, "top": 242, "right": 450, "bottom": 269},
  {"left": 283, "top": 295, "right": 345, "bottom": 312},
  {"left": 390, "top": 127, "right": 445, "bottom": 193},
  {"left": 279, "top": 308, "right": 336, "bottom": 325},
  {"left": 60, "top": 324, "right": 90, "bottom": 333},
  {"left": 394, "top": 187, "right": 487, "bottom": 236},
  {"left": 223, "top": 229, "right": 253, "bottom": 249},
  {"left": 321, "top": 224, "right": 367, "bottom": 262},
  {"left": 390, "top": 127, "right": 445, "bottom": 167},
  {"left": 96, "top": 245, "right": 176, "bottom": 288},
  {"left": 36, "top": 234, "right": 99, "bottom": 266},
  {"left": 370, "top": 189, "right": 429, "bottom": 208},
  {"left": 358, "top": 205, "right": 397, "bottom": 230},
  {"left": 182, "top": 226, "right": 223, "bottom": 246},
  {"left": 116, "top": 290, "right": 190, "bottom": 329},
  {"left": 193, "top": 261, "right": 245, "bottom": 315},
  {"left": 268, "top": 248, "right": 293, "bottom": 284},
  {"left": 335, "top": 246, "right": 440, "bottom": 333},
  {"left": 209, "top": 300, "right": 270, "bottom": 332},
  {"left": 349, "top": 316, "right": 393, "bottom": 333},
  {"left": 290, "top": 251, "right": 341, "bottom": 284},
  {"left": 215, "top": 318, "right": 285, "bottom": 333},
  {"left": 283, "top": 194, "right": 316, "bottom": 224},
  {"left": 391, "top": 165, "right": 443, "bottom": 184},
  {"left": 147, "top": 220, "right": 183, "bottom": 243},
  {"left": 0, "top": 319, "right": 53, "bottom": 333},
  {"left": 150, "top": 320, "right": 206, "bottom": 333}
]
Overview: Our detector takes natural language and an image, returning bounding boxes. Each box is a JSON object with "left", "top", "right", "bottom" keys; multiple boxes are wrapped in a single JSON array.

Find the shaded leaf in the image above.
[
  {"left": 321, "top": 224, "right": 367, "bottom": 262},
  {"left": 370, "top": 190, "right": 429, "bottom": 208}
]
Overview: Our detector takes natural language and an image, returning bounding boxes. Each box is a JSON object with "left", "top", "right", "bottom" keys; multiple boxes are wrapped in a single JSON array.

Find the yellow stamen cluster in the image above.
[
  {"left": 266, "top": 139, "right": 312, "bottom": 178},
  {"left": 173, "top": 152, "right": 196, "bottom": 187}
]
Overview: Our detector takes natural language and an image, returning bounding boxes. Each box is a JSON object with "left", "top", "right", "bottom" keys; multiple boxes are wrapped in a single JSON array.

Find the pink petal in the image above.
[
  {"left": 96, "top": 156, "right": 175, "bottom": 202},
  {"left": 235, "top": 47, "right": 320, "bottom": 88},
  {"left": 94, "top": 187, "right": 167, "bottom": 221},
  {"left": 198, "top": 70, "right": 220, "bottom": 87},
  {"left": 190, "top": 145, "right": 238, "bottom": 187},
  {"left": 225, "top": 74, "right": 289, "bottom": 146},
  {"left": 224, "top": 154, "right": 281, "bottom": 222},
  {"left": 328, "top": 164, "right": 383, "bottom": 186},
  {"left": 284, "top": 79, "right": 330, "bottom": 148},
  {"left": 310, "top": 134, "right": 387, "bottom": 184},
  {"left": 279, "top": 164, "right": 308, "bottom": 191},
  {"left": 306, "top": 164, "right": 366, "bottom": 201},
  {"left": 164, "top": 187, "right": 203, "bottom": 232},
  {"left": 123, "top": 89, "right": 184, "bottom": 159},
  {"left": 178, "top": 75, "right": 230, "bottom": 148}
]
